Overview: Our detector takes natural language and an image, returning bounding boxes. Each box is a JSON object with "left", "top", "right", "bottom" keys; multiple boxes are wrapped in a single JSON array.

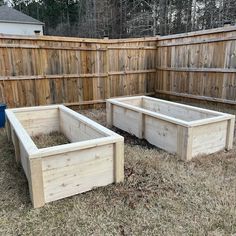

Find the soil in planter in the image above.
[{"left": 32, "top": 132, "right": 70, "bottom": 149}]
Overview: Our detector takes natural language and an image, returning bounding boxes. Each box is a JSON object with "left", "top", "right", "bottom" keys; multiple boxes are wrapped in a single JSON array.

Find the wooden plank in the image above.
[
  {"left": 191, "top": 121, "right": 228, "bottom": 157},
  {"left": 138, "top": 112, "right": 144, "bottom": 139},
  {"left": 0, "top": 70, "right": 156, "bottom": 81},
  {"left": 19, "top": 142, "right": 30, "bottom": 180},
  {"left": 112, "top": 105, "right": 141, "bottom": 136},
  {"left": 64, "top": 92, "right": 155, "bottom": 107},
  {"left": 31, "top": 136, "right": 122, "bottom": 159},
  {"left": 226, "top": 117, "right": 235, "bottom": 150},
  {"left": 177, "top": 126, "right": 193, "bottom": 161},
  {"left": 0, "top": 44, "right": 107, "bottom": 51},
  {"left": 5, "top": 117, "right": 11, "bottom": 141},
  {"left": 157, "top": 25, "right": 236, "bottom": 41},
  {"left": 108, "top": 98, "right": 194, "bottom": 127},
  {"left": 111, "top": 96, "right": 228, "bottom": 116},
  {"left": 114, "top": 141, "right": 124, "bottom": 183},
  {"left": 156, "top": 90, "right": 236, "bottom": 106},
  {"left": 142, "top": 96, "right": 218, "bottom": 122},
  {"left": 108, "top": 69, "right": 156, "bottom": 76},
  {"left": 12, "top": 129, "right": 21, "bottom": 165},
  {"left": 5, "top": 110, "right": 38, "bottom": 154},
  {"left": 0, "top": 34, "right": 157, "bottom": 44},
  {"left": 9, "top": 105, "right": 60, "bottom": 113},
  {"left": 157, "top": 67, "right": 236, "bottom": 73},
  {"left": 107, "top": 46, "right": 157, "bottom": 50},
  {"left": 28, "top": 158, "right": 45, "bottom": 208},
  {"left": 0, "top": 74, "right": 107, "bottom": 81},
  {"left": 42, "top": 144, "right": 114, "bottom": 203},
  {"left": 106, "top": 102, "right": 113, "bottom": 127},
  {"left": 15, "top": 108, "right": 60, "bottom": 137},
  {"left": 144, "top": 115, "right": 178, "bottom": 153},
  {"left": 64, "top": 99, "right": 105, "bottom": 107},
  {"left": 60, "top": 109, "right": 104, "bottom": 142},
  {"left": 59, "top": 105, "right": 120, "bottom": 137},
  {"left": 157, "top": 36, "right": 236, "bottom": 47},
  {"left": 105, "top": 47, "right": 110, "bottom": 98}
]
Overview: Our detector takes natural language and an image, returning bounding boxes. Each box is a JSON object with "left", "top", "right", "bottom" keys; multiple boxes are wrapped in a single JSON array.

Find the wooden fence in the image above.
[
  {"left": 156, "top": 26, "right": 236, "bottom": 106},
  {"left": 0, "top": 25, "right": 236, "bottom": 108},
  {"left": 0, "top": 35, "right": 157, "bottom": 107}
]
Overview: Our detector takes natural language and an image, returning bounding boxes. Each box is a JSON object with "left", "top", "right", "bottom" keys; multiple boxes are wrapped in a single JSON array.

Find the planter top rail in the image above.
[
  {"left": 107, "top": 96, "right": 234, "bottom": 128},
  {"left": 6, "top": 105, "right": 123, "bottom": 159}
]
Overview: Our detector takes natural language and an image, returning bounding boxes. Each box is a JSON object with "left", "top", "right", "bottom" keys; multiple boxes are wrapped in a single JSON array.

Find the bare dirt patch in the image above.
[{"left": 0, "top": 108, "right": 236, "bottom": 235}]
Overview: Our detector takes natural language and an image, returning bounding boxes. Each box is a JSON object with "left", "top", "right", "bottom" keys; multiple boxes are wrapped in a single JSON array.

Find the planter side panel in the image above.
[
  {"left": 143, "top": 98, "right": 215, "bottom": 121},
  {"left": 226, "top": 117, "right": 235, "bottom": 150},
  {"left": 144, "top": 116, "right": 178, "bottom": 153},
  {"left": 19, "top": 142, "right": 30, "bottom": 180},
  {"left": 112, "top": 105, "right": 140, "bottom": 137},
  {"left": 42, "top": 144, "right": 114, "bottom": 203},
  {"left": 8, "top": 122, "right": 30, "bottom": 179},
  {"left": 122, "top": 98, "right": 143, "bottom": 107},
  {"left": 60, "top": 110, "right": 103, "bottom": 142},
  {"left": 15, "top": 109, "right": 60, "bottom": 136},
  {"left": 192, "top": 120, "right": 228, "bottom": 157}
]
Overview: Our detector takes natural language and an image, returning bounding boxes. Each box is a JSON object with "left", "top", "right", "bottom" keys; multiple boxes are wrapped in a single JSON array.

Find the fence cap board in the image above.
[
  {"left": 0, "top": 34, "right": 157, "bottom": 44},
  {"left": 157, "top": 25, "right": 236, "bottom": 41}
]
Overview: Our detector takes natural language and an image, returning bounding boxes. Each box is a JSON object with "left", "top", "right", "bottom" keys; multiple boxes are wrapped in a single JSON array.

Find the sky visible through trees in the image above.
[{"left": 1, "top": 0, "right": 236, "bottom": 38}]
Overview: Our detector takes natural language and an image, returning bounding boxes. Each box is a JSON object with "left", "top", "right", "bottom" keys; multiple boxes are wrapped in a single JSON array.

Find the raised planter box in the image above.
[
  {"left": 5, "top": 105, "right": 124, "bottom": 208},
  {"left": 106, "top": 96, "right": 235, "bottom": 161}
]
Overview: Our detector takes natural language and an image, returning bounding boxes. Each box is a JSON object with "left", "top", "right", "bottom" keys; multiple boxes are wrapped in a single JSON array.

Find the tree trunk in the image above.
[
  {"left": 153, "top": 1, "right": 157, "bottom": 36},
  {"left": 159, "top": 0, "right": 166, "bottom": 35},
  {"left": 191, "top": 0, "right": 197, "bottom": 31}
]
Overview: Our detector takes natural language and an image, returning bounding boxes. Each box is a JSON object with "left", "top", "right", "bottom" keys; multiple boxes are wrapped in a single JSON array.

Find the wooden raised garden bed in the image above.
[
  {"left": 5, "top": 105, "right": 124, "bottom": 208},
  {"left": 106, "top": 96, "right": 235, "bottom": 161}
]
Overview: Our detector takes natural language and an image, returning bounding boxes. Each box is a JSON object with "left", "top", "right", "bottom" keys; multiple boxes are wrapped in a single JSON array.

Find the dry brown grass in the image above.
[
  {"left": 0, "top": 108, "right": 236, "bottom": 235},
  {"left": 32, "top": 132, "right": 70, "bottom": 149}
]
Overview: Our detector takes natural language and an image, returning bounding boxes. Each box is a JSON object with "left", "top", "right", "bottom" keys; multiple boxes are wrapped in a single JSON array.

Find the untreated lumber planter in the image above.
[
  {"left": 5, "top": 105, "right": 124, "bottom": 208},
  {"left": 106, "top": 96, "right": 235, "bottom": 161}
]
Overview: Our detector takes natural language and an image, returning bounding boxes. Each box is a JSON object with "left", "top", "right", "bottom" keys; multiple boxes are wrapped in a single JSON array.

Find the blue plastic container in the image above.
[{"left": 0, "top": 104, "right": 6, "bottom": 128}]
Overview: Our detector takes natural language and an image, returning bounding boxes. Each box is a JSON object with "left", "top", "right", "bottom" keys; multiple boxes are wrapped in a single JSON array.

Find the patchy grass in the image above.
[
  {"left": 32, "top": 132, "right": 70, "bottom": 149},
  {"left": 0, "top": 109, "right": 236, "bottom": 235}
]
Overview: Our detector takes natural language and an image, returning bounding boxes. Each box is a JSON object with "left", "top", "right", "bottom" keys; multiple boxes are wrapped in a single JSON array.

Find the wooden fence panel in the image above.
[
  {"left": 0, "top": 26, "right": 236, "bottom": 108},
  {"left": 0, "top": 35, "right": 157, "bottom": 107},
  {"left": 156, "top": 26, "right": 236, "bottom": 105}
]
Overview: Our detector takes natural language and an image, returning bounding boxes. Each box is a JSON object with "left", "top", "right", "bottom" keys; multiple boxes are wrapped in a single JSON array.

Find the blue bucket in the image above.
[{"left": 0, "top": 104, "right": 6, "bottom": 128}]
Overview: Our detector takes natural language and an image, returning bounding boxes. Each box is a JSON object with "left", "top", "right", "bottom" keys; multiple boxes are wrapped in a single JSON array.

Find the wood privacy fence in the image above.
[
  {"left": 0, "top": 36, "right": 157, "bottom": 107},
  {"left": 0, "top": 25, "right": 236, "bottom": 108},
  {"left": 156, "top": 26, "right": 236, "bottom": 105}
]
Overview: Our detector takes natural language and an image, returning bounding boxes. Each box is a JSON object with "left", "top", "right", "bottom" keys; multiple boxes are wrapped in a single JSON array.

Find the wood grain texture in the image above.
[
  {"left": 114, "top": 141, "right": 124, "bottom": 183},
  {"left": 28, "top": 158, "right": 45, "bottom": 208},
  {"left": 12, "top": 129, "right": 21, "bottom": 165},
  {"left": 107, "top": 96, "right": 235, "bottom": 161},
  {"left": 156, "top": 26, "right": 236, "bottom": 105},
  {"left": 6, "top": 105, "right": 124, "bottom": 208},
  {"left": 0, "top": 26, "right": 235, "bottom": 108},
  {"left": 0, "top": 36, "right": 157, "bottom": 108},
  {"left": 43, "top": 144, "right": 114, "bottom": 203},
  {"left": 226, "top": 117, "right": 235, "bottom": 150}
]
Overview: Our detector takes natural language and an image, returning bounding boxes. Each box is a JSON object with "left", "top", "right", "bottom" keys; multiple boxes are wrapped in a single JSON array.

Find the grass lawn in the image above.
[{"left": 0, "top": 109, "right": 236, "bottom": 235}]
